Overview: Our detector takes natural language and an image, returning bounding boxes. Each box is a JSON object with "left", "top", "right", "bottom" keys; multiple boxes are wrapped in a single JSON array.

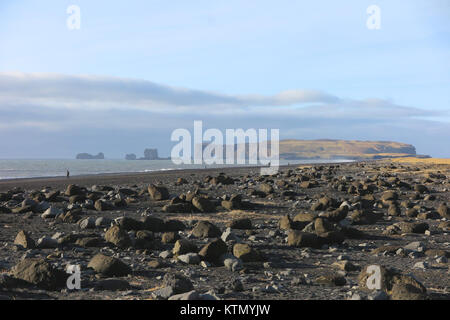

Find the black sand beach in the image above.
[{"left": 0, "top": 161, "right": 449, "bottom": 300}]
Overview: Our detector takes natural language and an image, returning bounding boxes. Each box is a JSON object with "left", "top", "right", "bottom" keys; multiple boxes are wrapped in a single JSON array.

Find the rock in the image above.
[
  {"left": 210, "top": 174, "right": 234, "bottom": 185},
  {"left": 278, "top": 215, "right": 306, "bottom": 230},
  {"left": 37, "top": 236, "right": 58, "bottom": 248},
  {"left": 293, "top": 212, "right": 316, "bottom": 223},
  {"left": 300, "top": 181, "right": 316, "bottom": 189},
  {"left": 164, "top": 219, "right": 186, "bottom": 232},
  {"left": 134, "top": 230, "right": 155, "bottom": 249},
  {"left": 221, "top": 228, "right": 239, "bottom": 242},
  {"left": 178, "top": 253, "right": 200, "bottom": 265},
  {"left": 152, "top": 286, "right": 174, "bottom": 299},
  {"left": 95, "top": 217, "right": 112, "bottom": 228},
  {"left": 191, "top": 221, "right": 221, "bottom": 238},
  {"left": 12, "top": 206, "right": 33, "bottom": 214},
  {"left": 94, "top": 200, "right": 114, "bottom": 211},
  {"left": 438, "top": 221, "right": 450, "bottom": 231},
  {"left": 87, "top": 254, "right": 131, "bottom": 276},
  {"left": 79, "top": 217, "right": 96, "bottom": 229},
  {"left": 358, "top": 265, "right": 426, "bottom": 296},
  {"left": 424, "top": 249, "right": 450, "bottom": 258},
  {"left": 41, "top": 207, "right": 63, "bottom": 219},
  {"left": 161, "top": 232, "right": 180, "bottom": 244},
  {"left": 413, "top": 261, "right": 428, "bottom": 270},
  {"left": 398, "top": 222, "right": 429, "bottom": 234},
  {"left": 198, "top": 239, "right": 228, "bottom": 264},
  {"left": 367, "top": 290, "right": 389, "bottom": 300},
  {"left": 113, "top": 198, "right": 127, "bottom": 208},
  {"left": 192, "top": 197, "right": 216, "bottom": 212},
  {"left": 332, "top": 260, "right": 360, "bottom": 272},
  {"left": 437, "top": 203, "right": 450, "bottom": 219},
  {"left": 162, "top": 203, "right": 193, "bottom": 213},
  {"left": 287, "top": 231, "right": 322, "bottom": 248},
  {"left": 314, "top": 217, "right": 335, "bottom": 234},
  {"left": 141, "top": 216, "right": 165, "bottom": 232},
  {"left": 259, "top": 183, "right": 274, "bottom": 194},
  {"left": 403, "top": 241, "right": 425, "bottom": 252},
  {"left": 233, "top": 243, "right": 263, "bottom": 262},
  {"left": 315, "top": 274, "right": 347, "bottom": 286},
  {"left": 173, "top": 239, "right": 198, "bottom": 255},
  {"left": 65, "top": 184, "right": 84, "bottom": 196},
  {"left": 159, "top": 251, "right": 173, "bottom": 260},
  {"left": 413, "top": 184, "right": 428, "bottom": 193},
  {"left": 228, "top": 277, "right": 244, "bottom": 291},
  {"left": 227, "top": 218, "right": 252, "bottom": 230},
  {"left": 11, "top": 258, "right": 66, "bottom": 290},
  {"left": 387, "top": 204, "right": 401, "bottom": 216},
  {"left": 320, "top": 206, "right": 348, "bottom": 222},
  {"left": 221, "top": 194, "right": 244, "bottom": 210},
  {"left": 221, "top": 254, "right": 243, "bottom": 272},
  {"left": 75, "top": 237, "right": 102, "bottom": 247},
  {"left": 118, "top": 217, "right": 144, "bottom": 231},
  {"left": 95, "top": 278, "right": 130, "bottom": 291},
  {"left": 44, "top": 191, "right": 60, "bottom": 202},
  {"left": 104, "top": 225, "right": 132, "bottom": 248},
  {"left": 319, "top": 230, "right": 346, "bottom": 245},
  {"left": 148, "top": 185, "right": 169, "bottom": 201},
  {"left": 350, "top": 210, "right": 381, "bottom": 225},
  {"left": 163, "top": 273, "right": 193, "bottom": 294},
  {"left": 175, "top": 178, "right": 188, "bottom": 185},
  {"left": 381, "top": 191, "right": 398, "bottom": 202},
  {"left": 69, "top": 195, "right": 85, "bottom": 204},
  {"left": 372, "top": 245, "right": 402, "bottom": 255},
  {"left": 14, "top": 230, "right": 35, "bottom": 249},
  {"left": 390, "top": 283, "right": 427, "bottom": 300},
  {"left": 168, "top": 290, "right": 200, "bottom": 300}
]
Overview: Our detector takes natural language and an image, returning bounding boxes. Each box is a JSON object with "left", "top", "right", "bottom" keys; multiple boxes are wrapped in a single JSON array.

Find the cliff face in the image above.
[
  {"left": 195, "top": 139, "right": 423, "bottom": 161},
  {"left": 76, "top": 152, "right": 105, "bottom": 160},
  {"left": 278, "top": 140, "right": 419, "bottom": 160},
  {"left": 125, "top": 153, "right": 137, "bottom": 160},
  {"left": 143, "top": 148, "right": 158, "bottom": 160}
]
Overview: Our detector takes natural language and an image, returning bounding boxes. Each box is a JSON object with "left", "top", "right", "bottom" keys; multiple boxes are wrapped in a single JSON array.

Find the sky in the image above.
[{"left": 0, "top": 0, "right": 449, "bottom": 158}]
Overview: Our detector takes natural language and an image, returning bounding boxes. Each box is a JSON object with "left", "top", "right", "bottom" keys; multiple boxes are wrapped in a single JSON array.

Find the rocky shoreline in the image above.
[{"left": 0, "top": 161, "right": 449, "bottom": 300}]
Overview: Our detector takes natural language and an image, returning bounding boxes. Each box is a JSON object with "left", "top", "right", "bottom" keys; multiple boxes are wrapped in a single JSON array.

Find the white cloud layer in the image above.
[{"left": 0, "top": 72, "right": 448, "bottom": 157}]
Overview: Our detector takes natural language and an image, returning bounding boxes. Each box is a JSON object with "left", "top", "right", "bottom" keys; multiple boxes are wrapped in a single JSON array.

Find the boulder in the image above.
[
  {"left": 87, "top": 254, "right": 131, "bottom": 277},
  {"left": 227, "top": 218, "right": 252, "bottom": 230},
  {"left": 11, "top": 258, "right": 66, "bottom": 290},
  {"left": 104, "top": 225, "right": 132, "bottom": 248},
  {"left": 148, "top": 185, "right": 169, "bottom": 201},
  {"left": 198, "top": 239, "right": 228, "bottom": 264},
  {"left": 192, "top": 197, "right": 216, "bottom": 213},
  {"left": 14, "top": 230, "right": 35, "bottom": 249},
  {"left": 233, "top": 243, "right": 263, "bottom": 262},
  {"left": 191, "top": 221, "right": 221, "bottom": 238},
  {"left": 287, "top": 231, "right": 322, "bottom": 248},
  {"left": 173, "top": 239, "right": 198, "bottom": 256}
]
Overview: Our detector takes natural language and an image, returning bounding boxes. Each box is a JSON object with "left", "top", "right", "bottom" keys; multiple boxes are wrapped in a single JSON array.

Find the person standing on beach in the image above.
[{"left": 66, "top": 169, "right": 70, "bottom": 179}]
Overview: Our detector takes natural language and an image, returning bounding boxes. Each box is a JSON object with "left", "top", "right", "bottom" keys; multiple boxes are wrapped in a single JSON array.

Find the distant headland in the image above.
[
  {"left": 125, "top": 148, "right": 169, "bottom": 160},
  {"left": 75, "top": 140, "right": 430, "bottom": 161},
  {"left": 75, "top": 152, "right": 105, "bottom": 160}
]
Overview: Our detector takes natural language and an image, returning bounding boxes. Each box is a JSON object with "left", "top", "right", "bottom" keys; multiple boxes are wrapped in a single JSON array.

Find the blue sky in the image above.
[{"left": 0, "top": 0, "right": 449, "bottom": 158}]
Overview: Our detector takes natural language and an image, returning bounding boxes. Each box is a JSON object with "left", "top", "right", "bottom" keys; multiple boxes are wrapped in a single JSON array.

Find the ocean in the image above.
[{"left": 0, "top": 159, "right": 354, "bottom": 180}]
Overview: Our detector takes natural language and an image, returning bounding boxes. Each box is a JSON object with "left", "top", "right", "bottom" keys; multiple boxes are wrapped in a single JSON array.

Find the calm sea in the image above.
[{"left": 0, "top": 159, "right": 353, "bottom": 180}]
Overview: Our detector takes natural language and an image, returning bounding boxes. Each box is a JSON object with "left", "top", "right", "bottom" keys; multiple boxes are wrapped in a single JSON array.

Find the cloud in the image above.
[
  {"left": 0, "top": 72, "right": 448, "bottom": 157},
  {"left": 0, "top": 72, "right": 341, "bottom": 112}
]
